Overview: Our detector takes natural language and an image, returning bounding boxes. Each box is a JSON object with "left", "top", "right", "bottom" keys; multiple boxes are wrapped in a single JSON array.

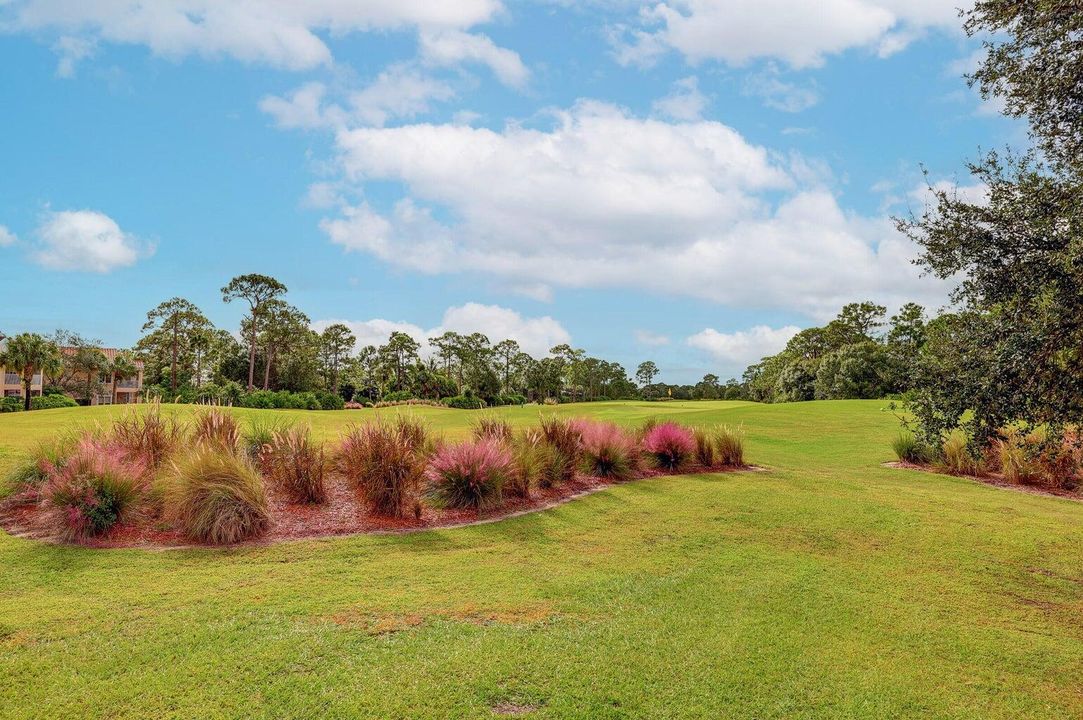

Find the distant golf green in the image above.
[{"left": 0, "top": 400, "right": 1079, "bottom": 719}]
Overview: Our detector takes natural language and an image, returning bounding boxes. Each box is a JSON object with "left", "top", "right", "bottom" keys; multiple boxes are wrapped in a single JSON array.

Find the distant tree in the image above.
[
  {"left": 0, "top": 333, "right": 62, "bottom": 410},
  {"left": 493, "top": 339, "right": 521, "bottom": 391},
  {"left": 378, "top": 332, "right": 421, "bottom": 392},
  {"left": 318, "top": 323, "right": 356, "bottom": 396},
  {"left": 221, "top": 274, "right": 287, "bottom": 390},
  {"left": 636, "top": 361, "right": 659, "bottom": 395},
  {"left": 142, "top": 297, "right": 210, "bottom": 394}
]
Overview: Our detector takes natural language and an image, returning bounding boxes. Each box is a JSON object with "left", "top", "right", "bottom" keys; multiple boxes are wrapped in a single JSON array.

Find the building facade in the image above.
[{"left": 0, "top": 343, "right": 144, "bottom": 405}]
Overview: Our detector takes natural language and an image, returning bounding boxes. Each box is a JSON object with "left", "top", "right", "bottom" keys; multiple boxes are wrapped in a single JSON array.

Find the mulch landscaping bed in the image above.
[
  {"left": 0, "top": 465, "right": 754, "bottom": 550},
  {"left": 883, "top": 460, "right": 1082, "bottom": 502}
]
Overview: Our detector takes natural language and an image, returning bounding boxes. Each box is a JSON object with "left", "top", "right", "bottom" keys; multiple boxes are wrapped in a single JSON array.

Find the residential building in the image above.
[{"left": 0, "top": 340, "right": 144, "bottom": 405}]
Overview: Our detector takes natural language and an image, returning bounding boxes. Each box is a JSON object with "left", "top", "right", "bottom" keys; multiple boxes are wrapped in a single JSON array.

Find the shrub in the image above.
[
  {"left": 374, "top": 398, "right": 443, "bottom": 408},
  {"left": 538, "top": 415, "right": 583, "bottom": 485},
  {"left": 30, "top": 394, "right": 78, "bottom": 410},
  {"left": 162, "top": 448, "right": 271, "bottom": 544},
  {"left": 892, "top": 431, "right": 930, "bottom": 464},
  {"left": 110, "top": 403, "right": 184, "bottom": 469},
  {"left": 0, "top": 397, "right": 22, "bottom": 413},
  {"left": 426, "top": 439, "right": 511, "bottom": 510},
  {"left": 241, "top": 390, "right": 275, "bottom": 409},
  {"left": 578, "top": 420, "right": 639, "bottom": 481},
  {"left": 693, "top": 428, "right": 716, "bottom": 467},
  {"left": 315, "top": 390, "right": 345, "bottom": 411},
  {"left": 242, "top": 416, "right": 291, "bottom": 461},
  {"left": 345, "top": 400, "right": 372, "bottom": 409},
  {"left": 714, "top": 425, "right": 746, "bottom": 467},
  {"left": 192, "top": 408, "right": 240, "bottom": 451},
  {"left": 542, "top": 397, "right": 559, "bottom": 406},
  {"left": 507, "top": 429, "right": 548, "bottom": 498},
  {"left": 263, "top": 426, "right": 327, "bottom": 504},
  {"left": 939, "top": 429, "right": 980, "bottom": 476},
  {"left": 642, "top": 422, "right": 696, "bottom": 471},
  {"left": 337, "top": 417, "right": 429, "bottom": 518},
  {"left": 472, "top": 414, "right": 513, "bottom": 442},
  {"left": 3, "top": 435, "right": 80, "bottom": 499},
  {"left": 443, "top": 395, "right": 485, "bottom": 409},
  {"left": 383, "top": 390, "right": 416, "bottom": 403},
  {"left": 41, "top": 438, "right": 145, "bottom": 541}
]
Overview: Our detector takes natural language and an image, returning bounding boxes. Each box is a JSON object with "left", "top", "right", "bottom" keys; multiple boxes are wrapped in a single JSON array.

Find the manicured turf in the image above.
[{"left": 0, "top": 401, "right": 1080, "bottom": 719}]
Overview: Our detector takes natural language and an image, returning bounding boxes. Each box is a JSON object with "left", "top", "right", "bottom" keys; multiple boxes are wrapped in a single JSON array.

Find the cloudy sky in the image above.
[{"left": 0, "top": 1, "right": 1017, "bottom": 382}]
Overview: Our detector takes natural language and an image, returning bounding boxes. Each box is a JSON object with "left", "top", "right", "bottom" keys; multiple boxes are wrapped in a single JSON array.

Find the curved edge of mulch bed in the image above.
[
  {"left": 0, "top": 464, "right": 768, "bottom": 551},
  {"left": 882, "top": 460, "right": 1082, "bottom": 503}
]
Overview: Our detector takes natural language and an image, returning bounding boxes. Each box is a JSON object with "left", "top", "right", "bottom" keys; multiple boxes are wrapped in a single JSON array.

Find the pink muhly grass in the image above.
[
  {"left": 41, "top": 437, "right": 147, "bottom": 541},
  {"left": 577, "top": 420, "right": 639, "bottom": 481},
  {"left": 426, "top": 439, "right": 512, "bottom": 510},
  {"left": 642, "top": 422, "right": 696, "bottom": 471}
]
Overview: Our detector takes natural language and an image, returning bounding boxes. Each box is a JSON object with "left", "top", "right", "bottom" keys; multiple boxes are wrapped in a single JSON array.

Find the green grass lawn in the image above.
[{"left": 0, "top": 400, "right": 1080, "bottom": 719}]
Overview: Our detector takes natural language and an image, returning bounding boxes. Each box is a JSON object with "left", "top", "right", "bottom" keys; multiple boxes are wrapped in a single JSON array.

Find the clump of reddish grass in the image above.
[
  {"left": 938, "top": 429, "right": 980, "bottom": 476},
  {"left": 990, "top": 424, "right": 1079, "bottom": 490},
  {"left": 192, "top": 408, "right": 240, "bottom": 451},
  {"left": 110, "top": 402, "right": 184, "bottom": 469},
  {"left": 41, "top": 436, "right": 146, "bottom": 541},
  {"left": 262, "top": 425, "right": 327, "bottom": 504},
  {"left": 642, "top": 421, "right": 696, "bottom": 471},
  {"left": 538, "top": 415, "right": 582, "bottom": 486},
  {"left": 577, "top": 420, "right": 639, "bottom": 481},
  {"left": 472, "top": 414, "right": 513, "bottom": 443},
  {"left": 426, "top": 439, "right": 512, "bottom": 510},
  {"left": 162, "top": 447, "right": 270, "bottom": 544},
  {"left": 3, "top": 433, "right": 81, "bottom": 500},
  {"left": 337, "top": 416, "right": 429, "bottom": 518}
]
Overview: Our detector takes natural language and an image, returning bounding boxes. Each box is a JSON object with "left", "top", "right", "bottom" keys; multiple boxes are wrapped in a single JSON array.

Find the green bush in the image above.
[
  {"left": 383, "top": 390, "right": 416, "bottom": 403},
  {"left": 443, "top": 395, "right": 485, "bottom": 409},
  {"left": 30, "top": 394, "right": 78, "bottom": 410},
  {"left": 0, "top": 397, "right": 22, "bottom": 413},
  {"left": 892, "top": 431, "right": 931, "bottom": 464},
  {"left": 315, "top": 390, "right": 344, "bottom": 410}
]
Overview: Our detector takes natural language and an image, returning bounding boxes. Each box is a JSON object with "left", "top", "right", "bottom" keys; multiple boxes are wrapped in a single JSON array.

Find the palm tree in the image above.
[
  {"left": 110, "top": 352, "right": 138, "bottom": 405},
  {"left": 1, "top": 333, "right": 63, "bottom": 411}
]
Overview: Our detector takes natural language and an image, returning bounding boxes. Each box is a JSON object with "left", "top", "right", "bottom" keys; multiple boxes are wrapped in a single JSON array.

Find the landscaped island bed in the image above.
[{"left": 0, "top": 400, "right": 1080, "bottom": 719}]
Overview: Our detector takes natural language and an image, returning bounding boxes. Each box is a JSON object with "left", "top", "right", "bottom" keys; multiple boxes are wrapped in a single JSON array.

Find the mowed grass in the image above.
[{"left": 0, "top": 400, "right": 1080, "bottom": 719}]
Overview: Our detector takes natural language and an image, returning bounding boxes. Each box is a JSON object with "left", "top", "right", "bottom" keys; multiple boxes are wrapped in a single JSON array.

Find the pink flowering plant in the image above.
[
  {"left": 578, "top": 420, "right": 639, "bottom": 481},
  {"left": 426, "top": 439, "right": 512, "bottom": 510},
  {"left": 642, "top": 422, "right": 696, "bottom": 471},
  {"left": 41, "top": 437, "right": 145, "bottom": 540}
]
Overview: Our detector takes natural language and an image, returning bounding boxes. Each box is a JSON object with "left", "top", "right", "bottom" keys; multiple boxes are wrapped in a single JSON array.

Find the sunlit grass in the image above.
[{"left": 0, "top": 400, "right": 1080, "bottom": 719}]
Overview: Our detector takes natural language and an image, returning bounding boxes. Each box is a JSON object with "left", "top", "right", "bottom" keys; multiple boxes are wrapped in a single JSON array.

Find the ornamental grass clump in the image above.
[
  {"left": 337, "top": 416, "right": 429, "bottom": 518},
  {"left": 41, "top": 437, "right": 146, "bottom": 541},
  {"left": 642, "top": 421, "right": 696, "bottom": 471},
  {"left": 578, "top": 420, "right": 639, "bottom": 481},
  {"left": 693, "top": 428, "right": 716, "bottom": 467},
  {"left": 714, "top": 425, "right": 746, "bottom": 467},
  {"left": 507, "top": 429, "right": 548, "bottom": 498},
  {"left": 426, "top": 439, "right": 512, "bottom": 510},
  {"left": 263, "top": 426, "right": 327, "bottom": 504},
  {"left": 192, "top": 408, "right": 241, "bottom": 452},
  {"left": 242, "top": 416, "right": 290, "bottom": 461},
  {"left": 538, "top": 415, "right": 582, "bottom": 486},
  {"left": 939, "top": 429, "right": 980, "bottom": 476},
  {"left": 892, "top": 431, "right": 930, "bottom": 465},
  {"left": 2, "top": 433, "right": 80, "bottom": 499},
  {"left": 162, "top": 447, "right": 270, "bottom": 544},
  {"left": 472, "top": 414, "right": 513, "bottom": 442},
  {"left": 110, "top": 403, "right": 184, "bottom": 470}
]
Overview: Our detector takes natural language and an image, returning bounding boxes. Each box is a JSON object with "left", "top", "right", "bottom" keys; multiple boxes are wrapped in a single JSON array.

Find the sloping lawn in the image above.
[{"left": 0, "top": 400, "right": 1079, "bottom": 719}]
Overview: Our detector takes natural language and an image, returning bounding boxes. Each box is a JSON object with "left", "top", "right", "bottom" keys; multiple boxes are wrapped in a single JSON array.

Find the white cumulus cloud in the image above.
[
  {"left": 652, "top": 76, "right": 708, "bottom": 120},
  {"left": 317, "top": 100, "right": 952, "bottom": 318},
  {"left": 0, "top": 225, "right": 16, "bottom": 247},
  {"left": 419, "top": 29, "right": 529, "bottom": 88},
  {"left": 3, "top": 0, "right": 504, "bottom": 71},
  {"left": 612, "top": 0, "right": 970, "bottom": 69},
  {"left": 687, "top": 324, "right": 802, "bottom": 370},
  {"left": 32, "top": 209, "right": 151, "bottom": 272}
]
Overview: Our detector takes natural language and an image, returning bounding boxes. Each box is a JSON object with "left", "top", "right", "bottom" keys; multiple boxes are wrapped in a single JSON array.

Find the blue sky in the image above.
[{"left": 0, "top": 1, "right": 1018, "bottom": 382}]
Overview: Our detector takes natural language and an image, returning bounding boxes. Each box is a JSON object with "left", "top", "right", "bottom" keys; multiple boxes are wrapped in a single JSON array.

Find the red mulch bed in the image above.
[
  {"left": 0, "top": 464, "right": 750, "bottom": 550},
  {"left": 883, "top": 461, "right": 1082, "bottom": 502}
]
